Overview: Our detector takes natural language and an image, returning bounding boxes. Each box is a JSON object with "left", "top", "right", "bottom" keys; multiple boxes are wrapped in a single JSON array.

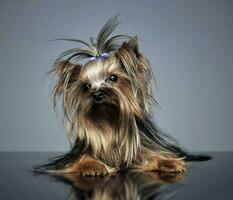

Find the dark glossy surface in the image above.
[{"left": 0, "top": 152, "right": 233, "bottom": 200}]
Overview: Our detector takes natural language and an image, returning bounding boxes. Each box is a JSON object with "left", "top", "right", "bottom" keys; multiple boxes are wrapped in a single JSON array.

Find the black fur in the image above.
[
  {"left": 34, "top": 140, "right": 88, "bottom": 172},
  {"left": 34, "top": 117, "right": 211, "bottom": 173},
  {"left": 136, "top": 117, "right": 211, "bottom": 162}
]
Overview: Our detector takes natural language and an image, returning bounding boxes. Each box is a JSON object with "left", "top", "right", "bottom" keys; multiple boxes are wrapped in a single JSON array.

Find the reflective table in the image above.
[{"left": 0, "top": 152, "right": 232, "bottom": 200}]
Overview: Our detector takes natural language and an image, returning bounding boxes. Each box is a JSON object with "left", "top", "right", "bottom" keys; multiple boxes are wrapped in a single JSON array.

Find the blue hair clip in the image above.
[{"left": 89, "top": 52, "right": 110, "bottom": 61}]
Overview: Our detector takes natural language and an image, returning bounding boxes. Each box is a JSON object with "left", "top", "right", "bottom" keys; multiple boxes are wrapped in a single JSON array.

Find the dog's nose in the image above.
[{"left": 93, "top": 90, "right": 104, "bottom": 101}]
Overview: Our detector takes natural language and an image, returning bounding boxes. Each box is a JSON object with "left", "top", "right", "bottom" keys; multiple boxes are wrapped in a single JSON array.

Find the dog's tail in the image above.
[
  {"left": 34, "top": 140, "right": 87, "bottom": 174},
  {"left": 183, "top": 153, "right": 211, "bottom": 162},
  {"left": 33, "top": 152, "right": 79, "bottom": 174},
  {"left": 137, "top": 117, "right": 212, "bottom": 162}
]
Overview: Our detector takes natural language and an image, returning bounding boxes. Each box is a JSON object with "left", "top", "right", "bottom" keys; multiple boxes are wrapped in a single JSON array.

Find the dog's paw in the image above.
[
  {"left": 62, "top": 155, "right": 110, "bottom": 176},
  {"left": 79, "top": 164, "right": 108, "bottom": 176},
  {"left": 158, "top": 158, "right": 186, "bottom": 173},
  {"left": 77, "top": 160, "right": 108, "bottom": 176}
]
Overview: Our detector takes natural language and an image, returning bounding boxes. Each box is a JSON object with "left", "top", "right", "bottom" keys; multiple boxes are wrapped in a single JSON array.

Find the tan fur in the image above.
[{"left": 62, "top": 154, "right": 116, "bottom": 175}]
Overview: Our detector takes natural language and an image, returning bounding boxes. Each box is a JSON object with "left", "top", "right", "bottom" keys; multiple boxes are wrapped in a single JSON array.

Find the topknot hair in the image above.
[{"left": 53, "top": 15, "right": 132, "bottom": 65}]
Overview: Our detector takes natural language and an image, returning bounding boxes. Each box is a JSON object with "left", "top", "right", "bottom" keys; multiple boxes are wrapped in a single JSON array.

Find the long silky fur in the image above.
[{"left": 35, "top": 16, "right": 210, "bottom": 174}]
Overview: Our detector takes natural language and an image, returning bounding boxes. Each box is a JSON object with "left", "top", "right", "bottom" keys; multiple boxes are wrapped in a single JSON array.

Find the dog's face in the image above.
[
  {"left": 78, "top": 56, "right": 125, "bottom": 112},
  {"left": 77, "top": 55, "right": 141, "bottom": 122}
]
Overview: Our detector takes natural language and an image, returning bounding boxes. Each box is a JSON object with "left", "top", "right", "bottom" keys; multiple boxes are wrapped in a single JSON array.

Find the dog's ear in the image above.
[
  {"left": 117, "top": 36, "right": 140, "bottom": 59},
  {"left": 48, "top": 60, "right": 82, "bottom": 108},
  {"left": 127, "top": 36, "right": 140, "bottom": 58},
  {"left": 117, "top": 36, "right": 153, "bottom": 116},
  {"left": 50, "top": 60, "right": 82, "bottom": 83},
  {"left": 50, "top": 60, "right": 82, "bottom": 100},
  {"left": 51, "top": 60, "right": 81, "bottom": 77},
  {"left": 52, "top": 60, "right": 69, "bottom": 75}
]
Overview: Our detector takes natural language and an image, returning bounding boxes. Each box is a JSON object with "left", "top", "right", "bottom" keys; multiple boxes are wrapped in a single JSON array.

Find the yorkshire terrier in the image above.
[{"left": 35, "top": 16, "right": 210, "bottom": 176}]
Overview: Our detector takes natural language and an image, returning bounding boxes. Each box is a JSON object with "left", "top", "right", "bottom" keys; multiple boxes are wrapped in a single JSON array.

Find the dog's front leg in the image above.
[
  {"left": 63, "top": 154, "right": 116, "bottom": 176},
  {"left": 134, "top": 153, "right": 186, "bottom": 173}
]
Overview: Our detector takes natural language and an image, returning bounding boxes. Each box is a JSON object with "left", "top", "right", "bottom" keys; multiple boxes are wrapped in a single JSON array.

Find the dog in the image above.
[{"left": 35, "top": 16, "right": 210, "bottom": 176}]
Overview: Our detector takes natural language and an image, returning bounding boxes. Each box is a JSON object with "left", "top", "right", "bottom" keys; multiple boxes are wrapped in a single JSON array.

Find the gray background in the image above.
[{"left": 0, "top": 0, "right": 232, "bottom": 152}]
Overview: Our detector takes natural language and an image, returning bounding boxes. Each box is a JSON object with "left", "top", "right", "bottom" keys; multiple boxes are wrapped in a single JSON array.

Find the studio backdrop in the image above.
[{"left": 0, "top": 0, "right": 232, "bottom": 152}]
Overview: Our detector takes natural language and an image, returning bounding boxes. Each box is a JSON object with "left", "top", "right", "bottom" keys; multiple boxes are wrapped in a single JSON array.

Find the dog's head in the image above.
[{"left": 52, "top": 38, "right": 154, "bottom": 125}]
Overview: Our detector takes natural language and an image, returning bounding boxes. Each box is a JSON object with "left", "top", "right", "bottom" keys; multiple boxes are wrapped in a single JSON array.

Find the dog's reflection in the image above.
[{"left": 50, "top": 171, "right": 185, "bottom": 200}]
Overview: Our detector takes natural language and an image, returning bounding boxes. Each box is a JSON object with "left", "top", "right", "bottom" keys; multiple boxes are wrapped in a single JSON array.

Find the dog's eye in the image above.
[
  {"left": 83, "top": 83, "right": 91, "bottom": 90},
  {"left": 109, "top": 74, "right": 118, "bottom": 82}
]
